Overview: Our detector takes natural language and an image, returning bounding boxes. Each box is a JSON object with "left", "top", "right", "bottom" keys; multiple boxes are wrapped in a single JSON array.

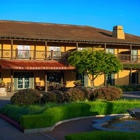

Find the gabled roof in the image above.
[{"left": 0, "top": 20, "right": 140, "bottom": 45}]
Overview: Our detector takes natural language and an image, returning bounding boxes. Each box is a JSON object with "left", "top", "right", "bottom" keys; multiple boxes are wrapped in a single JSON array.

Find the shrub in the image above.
[
  {"left": 90, "top": 86, "right": 123, "bottom": 101},
  {"left": 65, "top": 131, "right": 140, "bottom": 140},
  {"left": 41, "top": 91, "right": 57, "bottom": 103},
  {"left": 10, "top": 89, "right": 41, "bottom": 105},
  {"left": 41, "top": 90, "right": 65, "bottom": 103},
  {"left": 19, "top": 103, "right": 92, "bottom": 129},
  {"left": 63, "top": 87, "right": 86, "bottom": 102}
]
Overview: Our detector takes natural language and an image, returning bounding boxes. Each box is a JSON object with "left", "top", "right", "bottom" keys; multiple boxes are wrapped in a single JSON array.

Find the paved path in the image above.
[{"left": 0, "top": 92, "right": 140, "bottom": 140}]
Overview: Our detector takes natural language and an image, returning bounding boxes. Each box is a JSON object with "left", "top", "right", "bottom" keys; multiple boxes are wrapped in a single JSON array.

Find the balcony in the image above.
[
  {"left": 0, "top": 49, "right": 68, "bottom": 61},
  {"left": 0, "top": 49, "right": 140, "bottom": 64}
]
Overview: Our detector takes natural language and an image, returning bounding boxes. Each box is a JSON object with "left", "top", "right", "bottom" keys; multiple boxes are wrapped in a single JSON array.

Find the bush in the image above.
[
  {"left": 41, "top": 90, "right": 65, "bottom": 103},
  {"left": 10, "top": 89, "right": 41, "bottom": 105},
  {"left": 41, "top": 91, "right": 57, "bottom": 103},
  {"left": 65, "top": 131, "right": 140, "bottom": 140},
  {"left": 63, "top": 87, "right": 86, "bottom": 102},
  {"left": 19, "top": 103, "right": 92, "bottom": 129},
  {"left": 90, "top": 86, "right": 123, "bottom": 101}
]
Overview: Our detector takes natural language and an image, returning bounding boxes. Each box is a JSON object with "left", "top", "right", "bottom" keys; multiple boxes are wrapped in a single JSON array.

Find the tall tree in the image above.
[{"left": 68, "top": 49, "right": 123, "bottom": 86}]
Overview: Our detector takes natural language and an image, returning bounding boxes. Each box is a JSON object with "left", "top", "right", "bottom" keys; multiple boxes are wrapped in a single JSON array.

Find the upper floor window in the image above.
[
  {"left": 49, "top": 46, "right": 61, "bottom": 58},
  {"left": 106, "top": 48, "right": 114, "bottom": 54},
  {"left": 131, "top": 50, "right": 138, "bottom": 62},
  {"left": 18, "top": 45, "right": 30, "bottom": 59}
]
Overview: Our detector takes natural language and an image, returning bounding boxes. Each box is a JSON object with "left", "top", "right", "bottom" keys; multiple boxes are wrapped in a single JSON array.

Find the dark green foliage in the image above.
[
  {"left": 2, "top": 100, "right": 140, "bottom": 129},
  {"left": 63, "top": 87, "right": 86, "bottom": 102},
  {"left": 91, "top": 86, "right": 123, "bottom": 101},
  {"left": 10, "top": 89, "right": 41, "bottom": 105},
  {"left": 41, "top": 91, "right": 57, "bottom": 103},
  {"left": 19, "top": 103, "right": 92, "bottom": 128},
  {"left": 68, "top": 49, "right": 123, "bottom": 86},
  {"left": 117, "top": 85, "right": 140, "bottom": 92},
  {"left": 65, "top": 131, "right": 140, "bottom": 140},
  {"left": 41, "top": 90, "right": 65, "bottom": 103}
]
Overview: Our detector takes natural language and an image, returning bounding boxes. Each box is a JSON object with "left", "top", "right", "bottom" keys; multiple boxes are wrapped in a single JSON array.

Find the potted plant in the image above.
[
  {"left": 73, "top": 80, "right": 82, "bottom": 87},
  {"left": 0, "top": 80, "right": 6, "bottom": 96}
]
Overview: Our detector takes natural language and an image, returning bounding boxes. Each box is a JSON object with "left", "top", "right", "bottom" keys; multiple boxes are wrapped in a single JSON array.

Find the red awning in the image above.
[{"left": 0, "top": 60, "right": 75, "bottom": 70}]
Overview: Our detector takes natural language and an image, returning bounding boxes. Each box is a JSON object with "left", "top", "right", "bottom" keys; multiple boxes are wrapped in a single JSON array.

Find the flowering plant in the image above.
[
  {"left": 0, "top": 80, "right": 5, "bottom": 87},
  {"left": 73, "top": 80, "right": 81, "bottom": 85}
]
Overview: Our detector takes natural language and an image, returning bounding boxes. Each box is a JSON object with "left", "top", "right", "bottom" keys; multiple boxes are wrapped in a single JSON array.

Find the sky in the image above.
[{"left": 0, "top": 0, "right": 140, "bottom": 36}]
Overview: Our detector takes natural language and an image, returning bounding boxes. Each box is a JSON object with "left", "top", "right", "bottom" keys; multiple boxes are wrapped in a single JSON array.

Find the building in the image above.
[{"left": 0, "top": 20, "right": 140, "bottom": 92}]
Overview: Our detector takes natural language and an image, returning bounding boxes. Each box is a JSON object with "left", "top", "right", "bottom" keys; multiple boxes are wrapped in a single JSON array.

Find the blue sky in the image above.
[{"left": 0, "top": 0, "right": 140, "bottom": 36}]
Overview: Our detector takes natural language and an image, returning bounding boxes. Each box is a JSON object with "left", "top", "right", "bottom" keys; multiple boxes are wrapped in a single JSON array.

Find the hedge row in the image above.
[
  {"left": 19, "top": 100, "right": 140, "bottom": 129},
  {"left": 65, "top": 131, "right": 140, "bottom": 140},
  {"left": 19, "top": 103, "right": 93, "bottom": 129}
]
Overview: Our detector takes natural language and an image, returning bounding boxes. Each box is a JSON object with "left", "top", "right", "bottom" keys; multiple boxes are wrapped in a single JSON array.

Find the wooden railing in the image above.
[
  {"left": 0, "top": 49, "right": 140, "bottom": 63},
  {"left": 0, "top": 49, "right": 67, "bottom": 60}
]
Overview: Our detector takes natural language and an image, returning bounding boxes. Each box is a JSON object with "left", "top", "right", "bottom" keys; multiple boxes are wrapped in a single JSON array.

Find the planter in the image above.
[{"left": 0, "top": 87, "right": 7, "bottom": 96}]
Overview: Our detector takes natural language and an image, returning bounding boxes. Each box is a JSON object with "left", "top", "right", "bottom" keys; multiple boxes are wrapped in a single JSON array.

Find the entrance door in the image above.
[
  {"left": 18, "top": 73, "right": 30, "bottom": 89},
  {"left": 14, "top": 72, "right": 34, "bottom": 90}
]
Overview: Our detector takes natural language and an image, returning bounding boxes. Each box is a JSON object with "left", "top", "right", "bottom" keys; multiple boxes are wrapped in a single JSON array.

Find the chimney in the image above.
[{"left": 112, "top": 25, "right": 125, "bottom": 39}]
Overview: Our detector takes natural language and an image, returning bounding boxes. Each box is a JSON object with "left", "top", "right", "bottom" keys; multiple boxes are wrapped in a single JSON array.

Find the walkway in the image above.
[{"left": 0, "top": 92, "right": 140, "bottom": 140}]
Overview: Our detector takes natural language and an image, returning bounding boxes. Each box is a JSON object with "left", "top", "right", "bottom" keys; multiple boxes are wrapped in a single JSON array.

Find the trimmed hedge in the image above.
[
  {"left": 19, "top": 100, "right": 140, "bottom": 129},
  {"left": 19, "top": 103, "right": 93, "bottom": 129},
  {"left": 65, "top": 131, "right": 140, "bottom": 140}
]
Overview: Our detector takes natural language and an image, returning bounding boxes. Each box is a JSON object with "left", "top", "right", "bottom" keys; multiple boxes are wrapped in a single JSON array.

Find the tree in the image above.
[{"left": 68, "top": 49, "right": 123, "bottom": 86}]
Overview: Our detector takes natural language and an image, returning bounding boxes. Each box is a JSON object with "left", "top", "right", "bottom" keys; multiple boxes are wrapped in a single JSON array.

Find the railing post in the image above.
[
  {"left": 1, "top": 44, "right": 3, "bottom": 59},
  {"left": 51, "top": 50, "right": 53, "bottom": 60},
  {"left": 45, "top": 41, "right": 47, "bottom": 60},
  {"left": 15, "top": 48, "right": 18, "bottom": 59},
  {"left": 11, "top": 39, "right": 13, "bottom": 59},
  {"left": 34, "top": 45, "right": 36, "bottom": 60}
]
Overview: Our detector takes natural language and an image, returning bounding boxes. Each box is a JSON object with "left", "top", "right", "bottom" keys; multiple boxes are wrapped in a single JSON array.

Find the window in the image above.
[
  {"left": 132, "top": 72, "right": 138, "bottom": 84},
  {"left": 106, "top": 74, "right": 115, "bottom": 85},
  {"left": 18, "top": 45, "right": 30, "bottom": 58},
  {"left": 132, "top": 50, "right": 138, "bottom": 62},
  {"left": 106, "top": 48, "right": 114, "bottom": 54},
  {"left": 49, "top": 46, "right": 61, "bottom": 58}
]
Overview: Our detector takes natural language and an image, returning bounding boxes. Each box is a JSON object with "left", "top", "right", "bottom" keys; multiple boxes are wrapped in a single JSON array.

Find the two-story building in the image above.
[{"left": 0, "top": 20, "right": 140, "bottom": 92}]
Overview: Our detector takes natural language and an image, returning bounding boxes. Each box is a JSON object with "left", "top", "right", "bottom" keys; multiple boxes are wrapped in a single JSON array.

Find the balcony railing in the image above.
[
  {"left": 0, "top": 49, "right": 140, "bottom": 63},
  {"left": 0, "top": 49, "right": 67, "bottom": 60}
]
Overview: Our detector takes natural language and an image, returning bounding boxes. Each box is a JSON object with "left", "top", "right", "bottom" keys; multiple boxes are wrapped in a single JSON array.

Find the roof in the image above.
[
  {"left": 0, "top": 20, "right": 140, "bottom": 45},
  {"left": 0, "top": 59, "right": 75, "bottom": 70}
]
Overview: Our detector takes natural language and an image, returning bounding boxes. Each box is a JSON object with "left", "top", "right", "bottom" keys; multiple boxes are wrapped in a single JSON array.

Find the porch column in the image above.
[
  {"left": 34, "top": 45, "right": 36, "bottom": 60},
  {"left": 45, "top": 41, "right": 47, "bottom": 60},
  {"left": 61, "top": 71, "right": 64, "bottom": 85},
  {"left": 104, "top": 43, "right": 107, "bottom": 86},
  {"left": 1, "top": 44, "right": 3, "bottom": 59},
  {"left": 11, "top": 39, "right": 13, "bottom": 59},
  {"left": 130, "top": 45, "right": 132, "bottom": 62},
  {"left": 76, "top": 42, "right": 78, "bottom": 50},
  {"left": 104, "top": 43, "right": 106, "bottom": 51},
  {"left": 11, "top": 70, "right": 14, "bottom": 92},
  {"left": 45, "top": 71, "right": 48, "bottom": 92},
  {"left": 129, "top": 68, "right": 132, "bottom": 85}
]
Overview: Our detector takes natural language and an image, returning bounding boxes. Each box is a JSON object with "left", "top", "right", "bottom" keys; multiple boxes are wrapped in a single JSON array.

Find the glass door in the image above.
[{"left": 17, "top": 73, "right": 30, "bottom": 89}]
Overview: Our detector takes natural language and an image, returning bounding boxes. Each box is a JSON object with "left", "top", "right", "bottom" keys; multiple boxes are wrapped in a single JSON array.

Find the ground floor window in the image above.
[
  {"left": 106, "top": 74, "right": 115, "bottom": 86},
  {"left": 77, "top": 73, "right": 88, "bottom": 87},
  {"left": 132, "top": 72, "right": 138, "bottom": 84}
]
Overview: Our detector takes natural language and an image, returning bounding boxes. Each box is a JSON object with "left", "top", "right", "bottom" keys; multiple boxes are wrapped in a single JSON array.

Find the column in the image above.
[
  {"left": 11, "top": 39, "right": 13, "bottom": 59},
  {"left": 45, "top": 41, "right": 47, "bottom": 60},
  {"left": 76, "top": 42, "right": 78, "bottom": 50},
  {"left": 45, "top": 71, "right": 48, "bottom": 91},
  {"left": 34, "top": 45, "right": 36, "bottom": 60},
  {"left": 11, "top": 70, "right": 14, "bottom": 92}
]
